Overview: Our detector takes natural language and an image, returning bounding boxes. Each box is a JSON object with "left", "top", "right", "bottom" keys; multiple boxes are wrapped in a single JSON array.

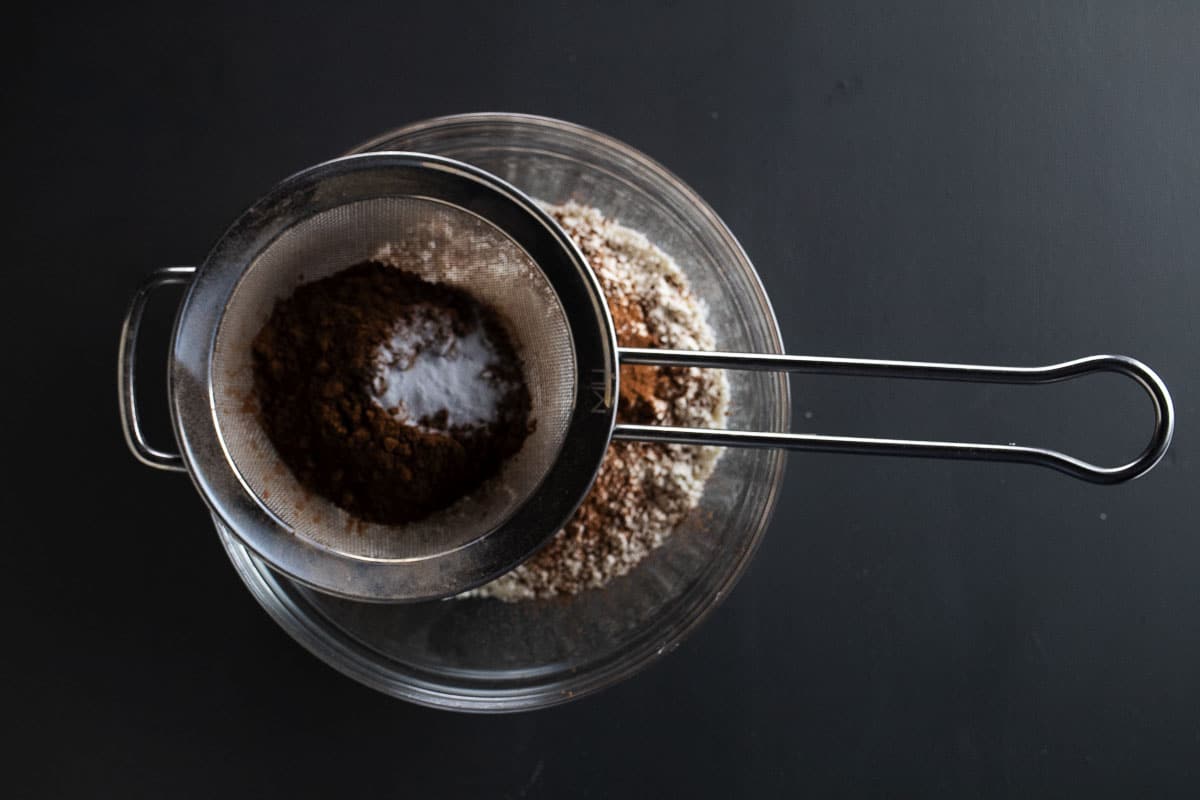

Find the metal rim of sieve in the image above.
[{"left": 170, "top": 152, "right": 621, "bottom": 602}]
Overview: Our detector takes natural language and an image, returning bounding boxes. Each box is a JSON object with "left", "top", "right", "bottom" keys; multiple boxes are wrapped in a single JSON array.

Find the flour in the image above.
[{"left": 466, "top": 202, "right": 728, "bottom": 601}]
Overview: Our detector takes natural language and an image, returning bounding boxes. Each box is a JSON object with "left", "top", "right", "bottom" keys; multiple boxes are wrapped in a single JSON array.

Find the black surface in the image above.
[{"left": 9, "top": 1, "right": 1199, "bottom": 796}]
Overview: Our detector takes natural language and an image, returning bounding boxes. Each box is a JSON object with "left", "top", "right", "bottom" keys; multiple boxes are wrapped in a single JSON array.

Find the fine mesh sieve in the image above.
[
  {"left": 211, "top": 197, "right": 575, "bottom": 561},
  {"left": 129, "top": 152, "right": 618, "bottom": 602},
  {"left": 122, "top": 151, "right": 1174, "bottom": 603}
]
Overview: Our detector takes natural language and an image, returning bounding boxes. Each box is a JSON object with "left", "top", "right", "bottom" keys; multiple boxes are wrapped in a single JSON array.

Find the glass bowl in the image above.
[{"left": 217, "top": 113, "right": 789, "bottom": 711}]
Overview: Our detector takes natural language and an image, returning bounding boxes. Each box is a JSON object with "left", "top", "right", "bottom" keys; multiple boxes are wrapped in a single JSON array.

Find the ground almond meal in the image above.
[{"left": 467, "top": 202, "right": 729, "bottom": 601}]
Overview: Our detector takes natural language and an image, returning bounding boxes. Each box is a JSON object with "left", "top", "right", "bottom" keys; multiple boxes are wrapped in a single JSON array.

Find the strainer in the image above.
[{"left": 119, "top": 151, "right": 1174, "bottom": 603}]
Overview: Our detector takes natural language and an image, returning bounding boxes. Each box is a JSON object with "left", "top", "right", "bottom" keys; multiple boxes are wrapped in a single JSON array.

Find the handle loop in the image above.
[
  {"left": 118, "top": 267, "right": 196, "bottom": 472},
  {"left": 615, "top": 348, "right": 1174, "bottom": 484}
]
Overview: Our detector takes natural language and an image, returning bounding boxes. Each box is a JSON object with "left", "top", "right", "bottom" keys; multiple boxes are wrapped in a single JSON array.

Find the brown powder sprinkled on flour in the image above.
[{"left": 466, "top": 202, "right": 728, "bottom": 601}]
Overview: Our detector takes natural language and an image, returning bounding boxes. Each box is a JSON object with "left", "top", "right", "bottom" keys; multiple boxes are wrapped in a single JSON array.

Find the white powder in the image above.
[
  {"left": 370, "top": 306, "right": 516, "bottom": 429},
  {"left": 465, "top": 202, "right": 729, "bottom": 601}
]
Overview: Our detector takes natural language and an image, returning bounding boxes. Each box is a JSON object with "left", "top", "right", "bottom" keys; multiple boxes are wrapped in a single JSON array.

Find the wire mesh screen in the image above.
[{"left": 212, "top": 197, "right": 576, "bottom": 560}]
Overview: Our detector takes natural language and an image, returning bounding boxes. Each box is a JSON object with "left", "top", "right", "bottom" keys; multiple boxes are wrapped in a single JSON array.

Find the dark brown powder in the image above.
[
  {"left": 608, "top": 289, "right": 668, "bottom": 423},
  {"left": 251, "top": 261, "right": 531, "bottom": 524}
]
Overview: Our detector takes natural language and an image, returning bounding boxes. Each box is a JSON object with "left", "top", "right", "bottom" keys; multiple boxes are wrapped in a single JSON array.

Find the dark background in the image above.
[{"left": 8, "top": 1, "right": 1198, "bottom": 796}]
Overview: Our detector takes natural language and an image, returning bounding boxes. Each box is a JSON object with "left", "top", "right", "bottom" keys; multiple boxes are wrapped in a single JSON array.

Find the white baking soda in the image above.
[{"left": 371, "top": 306, "right": 516, "bottom": 429}]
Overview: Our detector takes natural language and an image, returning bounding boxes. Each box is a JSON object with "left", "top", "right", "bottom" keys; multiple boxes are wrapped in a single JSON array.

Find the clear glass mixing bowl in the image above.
[{"left": 217, "top": 113, "right": 790, "bottom": 711}]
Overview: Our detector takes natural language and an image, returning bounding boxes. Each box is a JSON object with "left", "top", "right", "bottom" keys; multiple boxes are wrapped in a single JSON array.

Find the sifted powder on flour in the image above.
[{"left": 466, "top": 202, "right": 728, "bottom": 601}]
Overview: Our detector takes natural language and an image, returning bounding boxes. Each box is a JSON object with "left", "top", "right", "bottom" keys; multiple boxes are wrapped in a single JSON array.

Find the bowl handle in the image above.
[
  {"left": 614, "top": 348, "right": 1174, "bottom": 485},
  {"left": 118, "top": 267, "right": 196, "bottom": 472}
]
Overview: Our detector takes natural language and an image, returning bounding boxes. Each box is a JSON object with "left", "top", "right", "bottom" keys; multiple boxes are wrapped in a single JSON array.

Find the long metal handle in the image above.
[
  {"left": 614, "top": 348, "right": 1174, "bottom": 484},
  {"left": 118, "top": 267, "right": 196, "bottom": 472}
]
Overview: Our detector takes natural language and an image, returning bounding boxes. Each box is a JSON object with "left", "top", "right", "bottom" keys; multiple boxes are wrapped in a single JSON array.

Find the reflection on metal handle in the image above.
[
  {"left": 118, "top": 267, "right": 196, "bottom": 472},
  {"left": 614, "top": 348, "right": 1174, "bottom": 484}
]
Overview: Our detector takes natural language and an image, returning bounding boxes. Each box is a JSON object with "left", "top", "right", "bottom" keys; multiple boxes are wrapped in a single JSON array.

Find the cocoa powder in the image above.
[{"left": 251, "top": 261, "right": 531, "bottom": 524}]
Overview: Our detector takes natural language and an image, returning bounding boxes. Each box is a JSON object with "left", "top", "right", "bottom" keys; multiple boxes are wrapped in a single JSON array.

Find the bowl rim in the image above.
[{"left": 221, "top": 112, "right": 792, "bottom": 712}]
